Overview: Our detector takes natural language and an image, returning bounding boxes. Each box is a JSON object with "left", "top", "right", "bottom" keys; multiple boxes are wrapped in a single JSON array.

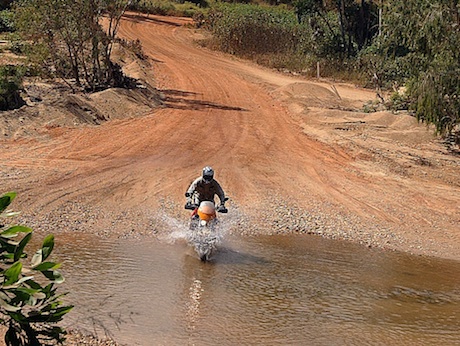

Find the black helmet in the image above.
[{"left": 202, "top": 166, "right": 214, "bottom": 183}]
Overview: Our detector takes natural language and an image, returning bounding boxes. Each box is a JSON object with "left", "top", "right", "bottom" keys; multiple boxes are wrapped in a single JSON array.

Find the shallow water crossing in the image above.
[{"left": 57, "top": 229, "right": 460, "bottom": 345}]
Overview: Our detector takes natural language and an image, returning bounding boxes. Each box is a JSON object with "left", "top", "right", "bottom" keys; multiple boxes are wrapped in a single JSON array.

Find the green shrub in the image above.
[
  {"left": 205, "top": 4, "right": 299, "bottom": 56},
  {"left": 387, "top": 90, "right": 410, "bottom": 112},
  {"left": 0, "top": 65, "right": 24, "bottom": 110},
  {"left": 128, "top": 0, "right": 207, "bottom": 17},
  {"left": 0, "top": 192, "right": 73, "bottom": 345},
  {"left": 408, "top": 68, "right": 460, "bottom": 137},
  {"left": 0, "top": 9, "right": 14, "bottom": 32},
  {"left": 200, "top": 3, "right": 367, "bottom": 78},
  {"left": 359, "top": 0, "right": 460, "bottom": 139}
]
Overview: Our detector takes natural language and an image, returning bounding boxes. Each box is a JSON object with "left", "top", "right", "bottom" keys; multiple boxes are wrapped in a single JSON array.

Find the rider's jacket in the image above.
[{"left": 186, "top": 177, "right": 225, "bottom": 204}]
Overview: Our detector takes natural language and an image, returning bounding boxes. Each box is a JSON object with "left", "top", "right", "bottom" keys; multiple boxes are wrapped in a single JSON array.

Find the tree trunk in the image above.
[
  {"left": 357, "top": 0, "right": 365, "bottom": 50},
  {"left": 337, "top": 0, "right": 347, "bottom": 55}
]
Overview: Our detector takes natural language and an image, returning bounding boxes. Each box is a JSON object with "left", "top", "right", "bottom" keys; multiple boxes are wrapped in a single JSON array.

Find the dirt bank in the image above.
[{"left": 1, "top": 14, "right": 459, "bottom": 264}]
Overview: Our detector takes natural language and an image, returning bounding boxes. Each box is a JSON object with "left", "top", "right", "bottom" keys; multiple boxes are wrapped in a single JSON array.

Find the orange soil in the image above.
[{"left": 1, "top": 14, "right": 459, "bottom": 261}]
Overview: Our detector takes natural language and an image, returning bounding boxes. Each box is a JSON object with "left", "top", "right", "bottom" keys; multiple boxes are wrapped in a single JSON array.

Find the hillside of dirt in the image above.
[{"left": 1, "top": 13, "right": 459, "bottom": 262}]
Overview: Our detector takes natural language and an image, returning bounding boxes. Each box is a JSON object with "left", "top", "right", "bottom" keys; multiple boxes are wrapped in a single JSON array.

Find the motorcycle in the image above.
[{"left": 185, "top": 197, "right": 228, "bottom": 261}]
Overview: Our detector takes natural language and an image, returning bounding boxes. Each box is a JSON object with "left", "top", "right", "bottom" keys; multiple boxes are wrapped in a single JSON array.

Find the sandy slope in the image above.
[{"left": 1, "top": 14, "right": 459, "bottom": 260}]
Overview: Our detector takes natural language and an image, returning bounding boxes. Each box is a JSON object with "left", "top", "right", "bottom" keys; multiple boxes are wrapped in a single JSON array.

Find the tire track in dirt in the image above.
[
  {"left": 2, "top": 14, "right": 459, "bottom": 259},
  {"left": 114, "top": 14, "right": 460, "bottom": 239},
  {"left": 0, "top": 15, "right": 422, "bottom": 217}
]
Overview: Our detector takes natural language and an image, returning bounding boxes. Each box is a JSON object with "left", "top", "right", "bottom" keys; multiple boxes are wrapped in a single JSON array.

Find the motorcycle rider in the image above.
[{"left": 185, "top": 166, "right": 227, "bottom": 213}]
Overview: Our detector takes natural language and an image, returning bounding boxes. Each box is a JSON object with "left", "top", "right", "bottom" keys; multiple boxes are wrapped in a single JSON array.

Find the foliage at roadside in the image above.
[
  {"left": 200, "top": 0, "right": 460, "bottom": 143},
  {"left": 0, "top": 9, "right": 14, "bottom": 32},
  {"left": 204, "top": 4, "right": 298, "bottom": 55},
  {"left": 129, "top": 0, "right": 207, "bottom": 17},
  {"left": 0, "top": 192, "right": 72, "bottom": 345},
  {"left": 13, "top": 0, "right": 136, "bottom": 91},
  {"left": 1, "top": 0, "right": 458, "bottom": 142},
  {"left": 359, "top": 0, "right": 460, "bottom": 141},
  {"left": 201, "top": 1, "right": 378, "bottom": 77},
  {"left": 0, "top": 65, "right": 24, "bottom": 110}
]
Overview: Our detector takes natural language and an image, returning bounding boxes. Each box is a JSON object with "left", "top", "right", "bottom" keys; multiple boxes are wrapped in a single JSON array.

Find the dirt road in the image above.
[{"left": 1, "top": 14, "right": 459, "bottom": 260}]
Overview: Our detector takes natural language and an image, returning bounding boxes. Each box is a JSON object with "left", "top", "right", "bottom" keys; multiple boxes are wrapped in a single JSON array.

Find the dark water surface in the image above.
[{"left": 56, "top": 231, "right": 460, "bottom": 345}]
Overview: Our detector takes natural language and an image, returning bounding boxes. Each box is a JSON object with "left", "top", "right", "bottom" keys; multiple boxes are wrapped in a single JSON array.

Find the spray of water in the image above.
[
  {"left": 153, "top": 211, "right": 191, "bottom": 243},
  {"left": 151, "top": 205, "right": 246, "bottom": 259}
]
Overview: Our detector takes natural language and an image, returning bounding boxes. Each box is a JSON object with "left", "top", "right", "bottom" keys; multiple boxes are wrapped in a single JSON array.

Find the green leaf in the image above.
[
  {"left": 16, "top": 287, "right": 39, "bottom": 296},
  {"left": 25, "top": 279, "right": 42, "bottom": 290},
  {"left": 14, "top": 232, "right": 32, "bottom": 262},
  {"left": 0, "top": 300, "right": 21, "bottom": 312},
  {"left": 0, "top": 192, "right": 16, "bottom": 213},
  {"left": 27, "top": 295, "right": 37, "bottom": 306},
  {"left": 13, "top": 275, "right": 35, "bottom": 287},
  {"left": 1, "top": 225, "right": 32, "bottom": 238},
  {"left": 49, "top": 305, "right": 74, "bottom": 320},
  {"left": 33, "top": 261, "right": 61, "bottom": 272},
  {"left": 42, "top": 270, "right": 65, "bottom": 284},
  {"left": 8, "top": 311, "right": 26, "bottom": 322},
  {"left": 4, "top": 261, "right": 22, "bottom": 285},
  {"left": 28, "top": 305, "right": 74, "bottom": 323},
  {"left": 31, "top": 249, "right": 43, "bottom": 267},
  {"left": 2, "top": 211, "right": 20, "bottom": 218},
  {"left": 41, "top": 234, "right": 54, "bottom": 261},
  {"left": 32, "top": 291, "right": 47, "bottom": 300},
  {"left": 0, "top": 291, "right": 9, "bottom": 301}
]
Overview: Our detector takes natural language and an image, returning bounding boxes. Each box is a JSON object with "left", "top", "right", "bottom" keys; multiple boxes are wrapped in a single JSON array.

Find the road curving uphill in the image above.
[{"left": 1, "top": 14, "right": 459, "bottom": 260}]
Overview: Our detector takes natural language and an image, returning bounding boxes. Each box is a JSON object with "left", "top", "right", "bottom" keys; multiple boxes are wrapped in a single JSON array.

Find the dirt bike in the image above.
[{"left": 184, "top": 197, "right": 228, "bottom": 261}]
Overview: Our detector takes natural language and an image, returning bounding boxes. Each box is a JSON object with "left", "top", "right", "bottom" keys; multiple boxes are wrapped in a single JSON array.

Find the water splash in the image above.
[
  {"left": 151, "top": 207, "right": 247, "bottom": 262},
  {"left": 153, "top": 205, "right": 244, "bottom": 240},
  {"left": 153, "top": 211, "right": 191, "bottom": 243}
]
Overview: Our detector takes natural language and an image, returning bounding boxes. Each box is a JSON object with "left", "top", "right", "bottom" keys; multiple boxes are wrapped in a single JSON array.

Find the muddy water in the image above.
[{"left": 56, "top": 230, "right": 460, "bottom": 345}]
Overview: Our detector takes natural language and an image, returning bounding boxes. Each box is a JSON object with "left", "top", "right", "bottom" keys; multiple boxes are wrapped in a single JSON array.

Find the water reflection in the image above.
[{"left": 55, "top": 232, "right": 460, "bottom": 345}]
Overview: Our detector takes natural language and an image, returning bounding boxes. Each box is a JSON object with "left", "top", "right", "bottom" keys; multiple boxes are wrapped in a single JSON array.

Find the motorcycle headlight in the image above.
[{"left": 200, "top": 220, "right": 208, "bottom": 226}]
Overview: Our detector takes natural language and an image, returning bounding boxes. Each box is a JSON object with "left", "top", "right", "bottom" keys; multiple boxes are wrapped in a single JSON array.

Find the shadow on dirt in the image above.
[
  {"left": 161, "top": 88, "right": 248, "bottom": 112},
  {"left": 123, "top": 13, "right": 184, "bottom": 27}
]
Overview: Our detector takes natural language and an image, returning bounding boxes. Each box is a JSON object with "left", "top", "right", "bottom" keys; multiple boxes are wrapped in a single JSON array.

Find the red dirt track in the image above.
[{"left": 1, "top": 14, "right": 459, "bottom": 260}]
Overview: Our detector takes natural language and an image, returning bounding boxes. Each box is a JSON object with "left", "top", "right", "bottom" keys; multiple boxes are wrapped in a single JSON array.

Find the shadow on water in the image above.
[{"left": 55, "top": 226, "right": 460, "bottom": 345}]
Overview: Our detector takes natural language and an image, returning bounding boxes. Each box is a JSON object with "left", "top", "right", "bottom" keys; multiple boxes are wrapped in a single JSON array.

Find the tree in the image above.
[
  {"left": 295, "top": 0, "right": 378, "bottom": 58},
  {"left": 368, "top": 0, "right": 460, "bottom": 140},
  {"left": 0, "top": 192, "right": 73, "bottom": 345},
  {"left": 13, "top": 0, "right": 137, "bottom": 91}
]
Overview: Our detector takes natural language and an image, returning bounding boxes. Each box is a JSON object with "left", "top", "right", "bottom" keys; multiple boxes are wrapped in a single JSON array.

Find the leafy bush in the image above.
[
  {"left": 0, "top": 65, "right": 25, "bottom": 110},
  {"left": 13, "top": 0, "right": 135, "bottom": 91},
  {"left": 360, "top": 0, "right": 460, "bottom": 139},
  {"left": 128, "top": 0, "right": 207, "bottom": 17},
  {"left": 408, "top": 68, "right": 460, "bottom": 138},
  {"left": 204, "top": 4, "right": 299, "bottom": 56},
  {"left": 200, "top": 2, "right": 370, "bottom": 78},
  {"left": 0, "top": 9, "right": 14, "bottom": 32},
  {"left": 0, "top": 192, "right": 73, "bottom": 345}
]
